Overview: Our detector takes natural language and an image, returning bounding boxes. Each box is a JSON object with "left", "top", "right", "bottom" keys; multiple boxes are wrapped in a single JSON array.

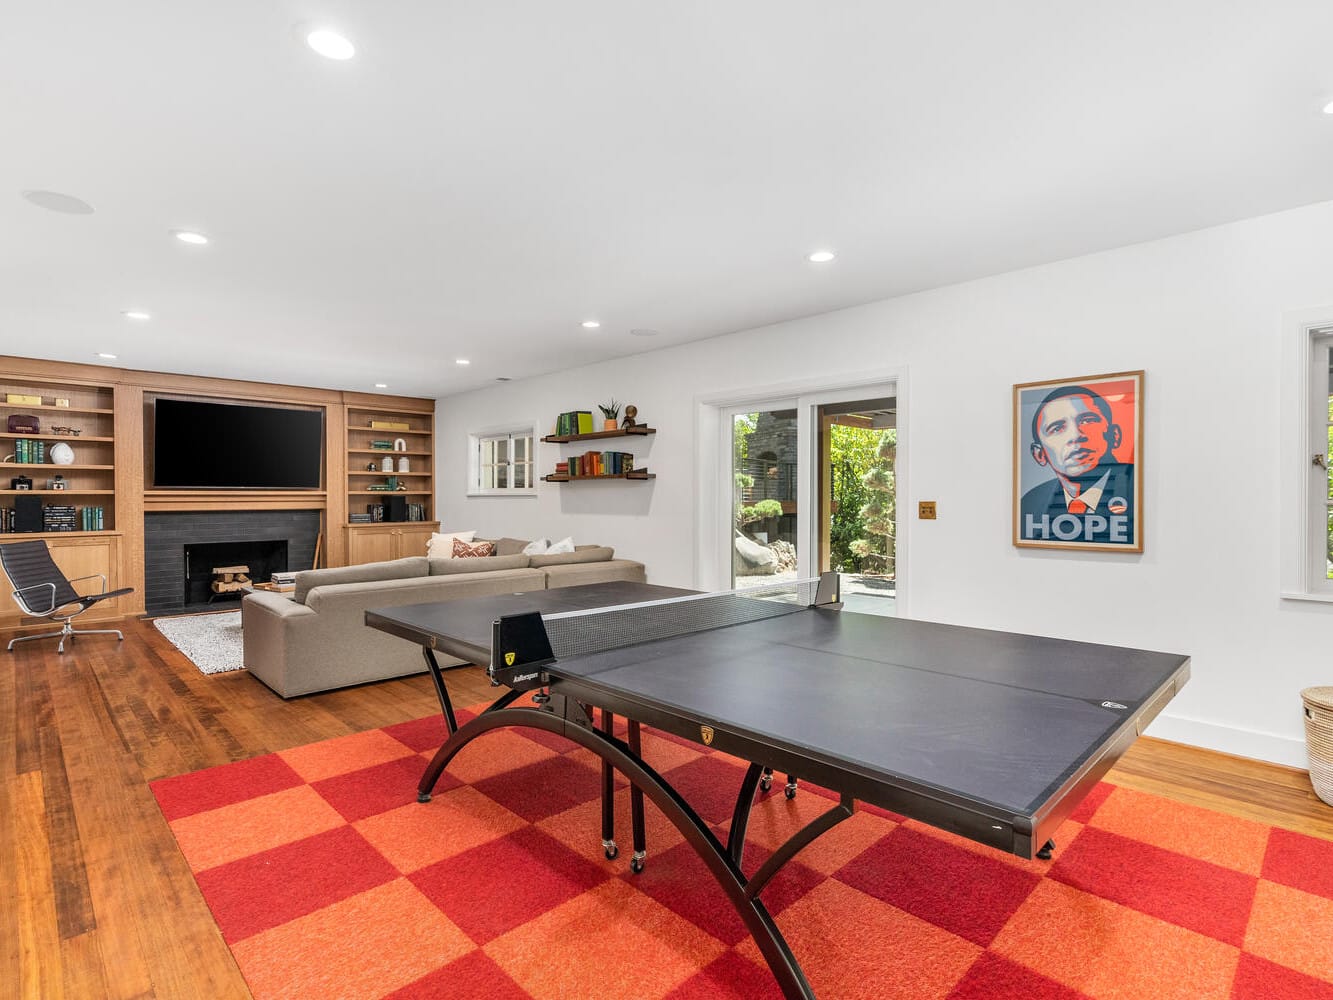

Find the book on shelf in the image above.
[
  {"left": 554, "top": 411, "right": 595, "bottom": 437},
  {"left": 12, "top": 439, "right": 47, "bottom": 464},
  {"left": 350, "top": 512, "right": 373, "bottom": 523},
  {"left": 44, "top": 504, "right": 77, "bottom": 531},
  {"left": 369, "top": 440, "right": 394, "bottom": 450},
  {"left": 563, "top": 451, "right": 639, "bottom": 478},
  {"left": 369, "top": 420, "right": 410, "bottom": 431}
]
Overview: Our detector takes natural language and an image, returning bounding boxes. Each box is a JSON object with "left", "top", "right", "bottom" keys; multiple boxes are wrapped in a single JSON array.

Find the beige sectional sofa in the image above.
[{"left": 241, "top": 539, "right": 645, "bottom": 698}]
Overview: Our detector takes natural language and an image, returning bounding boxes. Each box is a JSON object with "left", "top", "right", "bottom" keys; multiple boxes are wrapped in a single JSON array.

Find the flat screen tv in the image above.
[{"left": 153, "top": 398, "right": 323, "bottom": 489}]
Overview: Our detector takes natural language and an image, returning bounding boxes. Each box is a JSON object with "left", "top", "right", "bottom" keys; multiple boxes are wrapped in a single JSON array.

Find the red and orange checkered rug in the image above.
[{"left": 151, "top": 705, "right": 1333, "bottom": 1000}]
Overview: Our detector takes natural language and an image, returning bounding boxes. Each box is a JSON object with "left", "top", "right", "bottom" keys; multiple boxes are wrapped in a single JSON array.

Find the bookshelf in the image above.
[
  {"left": 344, "top": 401, "right": 437, "bottom": 564},
  {"left": 1, "top": 377, "right": 116, "bottom": 533},
  {"left": 540, "top": 425, "right": 656, "bottom": 483},
  {"left": 0, "top": 374, "right": 123, "bottom": 629}
]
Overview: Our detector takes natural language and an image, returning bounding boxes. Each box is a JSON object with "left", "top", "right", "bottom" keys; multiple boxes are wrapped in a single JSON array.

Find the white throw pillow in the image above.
[
  {"left": 522, "top": 537, "right": 551, "bottom": 555},
  {"left": 546, "top": 536, "right": 575, "bottom": 555},
  {"left": 426, "top": 530, "right": 476, "bottom": 559}
]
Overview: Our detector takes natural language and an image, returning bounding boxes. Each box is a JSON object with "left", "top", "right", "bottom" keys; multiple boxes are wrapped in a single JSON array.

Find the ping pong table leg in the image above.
[
  {"left": 416, "top": 687, "right": 522, "bottom": 802},
  {"left": 600, "top": 709, "right": 619, "bottom": 860},
  {"left": 628, "top": 720, "right": 646, "bottom": 873},
  {"left": 422, "top": 647, "right": 458, "bottom": 735}
]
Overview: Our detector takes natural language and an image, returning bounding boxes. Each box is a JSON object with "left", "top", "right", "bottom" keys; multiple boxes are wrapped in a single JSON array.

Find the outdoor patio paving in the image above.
[{"left": 734, "top": 571, "right": 896, "bottom": 617}]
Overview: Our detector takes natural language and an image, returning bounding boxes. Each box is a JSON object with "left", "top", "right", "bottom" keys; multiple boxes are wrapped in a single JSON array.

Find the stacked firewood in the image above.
[{"left": 211, "top": 565, "right": 251, "bottom": 595}]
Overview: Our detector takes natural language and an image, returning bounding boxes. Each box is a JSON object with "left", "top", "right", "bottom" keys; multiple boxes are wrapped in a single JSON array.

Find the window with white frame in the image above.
[
  {"left": 1308, "top": 328, "right": 1333, "bottom": 591},
  {"left": 469, "top": 425, "right": 536, "bottom": 495}
]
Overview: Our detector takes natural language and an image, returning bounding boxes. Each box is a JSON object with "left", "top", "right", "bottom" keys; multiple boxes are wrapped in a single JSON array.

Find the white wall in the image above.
[{"left": 437, "top": 198, "right": 1333, "bottom": 768}]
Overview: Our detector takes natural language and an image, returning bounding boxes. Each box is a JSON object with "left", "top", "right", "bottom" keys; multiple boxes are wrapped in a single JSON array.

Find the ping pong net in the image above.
[{"left": 489, "top": 573, "right": 840, "bottom": 689}]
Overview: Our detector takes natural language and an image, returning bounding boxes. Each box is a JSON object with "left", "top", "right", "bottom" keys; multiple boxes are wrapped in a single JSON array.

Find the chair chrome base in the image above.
[{"left": 7, "top": 621, "right": 125, "bottom": 653}]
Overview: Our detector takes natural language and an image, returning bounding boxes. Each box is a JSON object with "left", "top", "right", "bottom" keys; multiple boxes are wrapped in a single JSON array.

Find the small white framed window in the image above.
[
  {"left": 1281, "top": 311, "right": 1333, "bottom": 601},
  {"left": 467, "top": 424, "right": 538, "bottom": 497},
  {"left": 1306, "top": 329, "right": 1333, "bottom": 594}
]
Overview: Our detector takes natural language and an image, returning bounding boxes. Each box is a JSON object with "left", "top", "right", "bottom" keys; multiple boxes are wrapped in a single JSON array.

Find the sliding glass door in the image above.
[
  {"left": 715, "top": 382, "right": 898, "bottom": 613},
  {"left": 730, "top": 407, "right": 799, "bottom": 587}
]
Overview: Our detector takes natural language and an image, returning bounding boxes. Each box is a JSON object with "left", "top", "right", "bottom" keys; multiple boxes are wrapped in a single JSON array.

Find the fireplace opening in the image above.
[{"left": 184, "top": 539, "right": 288, "bottom": 606}]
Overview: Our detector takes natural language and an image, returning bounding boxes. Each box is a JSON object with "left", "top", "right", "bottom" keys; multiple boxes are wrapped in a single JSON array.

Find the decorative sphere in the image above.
[{"left": 49, "top": 443, "right": 75, "bottom": 465}]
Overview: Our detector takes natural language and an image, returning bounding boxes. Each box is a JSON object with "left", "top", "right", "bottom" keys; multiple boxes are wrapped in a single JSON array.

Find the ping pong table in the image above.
[{"left": 366, "top": 573, "right": 1189, "bottom": 1000}]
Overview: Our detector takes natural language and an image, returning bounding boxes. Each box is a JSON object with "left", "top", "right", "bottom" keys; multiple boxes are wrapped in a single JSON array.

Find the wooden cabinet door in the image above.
[
  {"left": 345, "top": 527, "right": 396, "bottom": 566},
  {"left": 0, "top": 533, "right": 123, "bottom": 629},
  {"left": 392, "top": 524, "right": 436, "bottom": 560}
]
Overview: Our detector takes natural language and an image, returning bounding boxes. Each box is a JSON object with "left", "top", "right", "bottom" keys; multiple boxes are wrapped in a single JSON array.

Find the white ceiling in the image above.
[{"left": 3, "top": 2, "right": 1333, "bottom": 398}]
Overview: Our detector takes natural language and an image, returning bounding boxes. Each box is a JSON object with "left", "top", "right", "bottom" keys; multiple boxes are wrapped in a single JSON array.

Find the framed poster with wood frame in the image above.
[{"left": 1013, "top": 370, "right": 1143, "bottom": 552}]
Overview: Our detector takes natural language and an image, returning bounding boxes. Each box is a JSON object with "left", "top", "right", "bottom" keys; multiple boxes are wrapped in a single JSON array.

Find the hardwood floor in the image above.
[{"left": 4, "top": 615, "right": 1331, "bottom": 999}]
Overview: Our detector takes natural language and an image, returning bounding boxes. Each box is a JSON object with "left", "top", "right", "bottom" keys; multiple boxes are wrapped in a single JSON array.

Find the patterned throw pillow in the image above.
[{"left": 451, "top": 538, "right": 495, "bottom": 558}]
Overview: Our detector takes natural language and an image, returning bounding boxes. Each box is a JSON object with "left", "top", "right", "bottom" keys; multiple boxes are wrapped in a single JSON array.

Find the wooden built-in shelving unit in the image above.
[
  {"left": 0, "top": 355, "right": 438, "bottom": 624},
  {"left": 1, "top": 376, "right": 117, "bottom": 528},
  {"left": 344, "top": 400, "right": 437, "bottom": 563},
  {"left": 0, "top": 372, "right": 123, "bottom": 628}
]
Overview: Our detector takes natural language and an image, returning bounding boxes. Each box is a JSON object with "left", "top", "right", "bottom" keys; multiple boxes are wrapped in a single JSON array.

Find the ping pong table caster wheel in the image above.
[
  {"left": 1036, "top": 839, "right": 1056, "bottom": 861},
  {"left": 760, "top": 774, "right": 773, "bottom": 793},
  {"left": 784, "top": 784, "right": 798, "bottom": 800},
  {"left": 604, "top": 843, "right": 619, "bottom": 861},
  {"left": 630, "top": 856, "right": 645, "bottom": 874},
  {"left": 417, "top": 793, "right": 431, "bottom": 803}
]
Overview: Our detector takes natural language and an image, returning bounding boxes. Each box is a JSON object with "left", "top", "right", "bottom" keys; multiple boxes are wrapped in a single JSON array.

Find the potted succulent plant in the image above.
[{"left": 598, "top": 399, "right": 621, "bottom": 431}]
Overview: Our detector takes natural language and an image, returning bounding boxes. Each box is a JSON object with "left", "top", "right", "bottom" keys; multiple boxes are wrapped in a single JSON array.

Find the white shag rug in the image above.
[{"left": 153, "top": 610, "right": 245, "bottom": 675}]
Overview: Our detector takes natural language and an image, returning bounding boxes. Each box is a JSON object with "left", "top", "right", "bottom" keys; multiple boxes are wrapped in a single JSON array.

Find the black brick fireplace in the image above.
[{"left": 144, "top": 510, "right": 320, "bottom": 614}]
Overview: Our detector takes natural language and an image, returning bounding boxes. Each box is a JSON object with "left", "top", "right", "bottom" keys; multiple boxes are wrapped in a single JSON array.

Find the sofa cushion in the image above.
[
  {"left": 528, "top": 545, "right": 615, "bottom": 568},
  {"left": 426, "top": 529, "right": 476, "bottom": 558},
  {"left": 294, "top": 556, "right": 427, "bottom": 603},
  {"left": 453, "top": 538, "right": 495, "bottom": 558},
  {"left": 546, "top": 535, "right": 576, "bottom": 554},
  {"left": 429, "top": 553, "right": 531, "bottom": 575},
  {"left": 488, "top": 537, "right": 531, "bottom": 557}
]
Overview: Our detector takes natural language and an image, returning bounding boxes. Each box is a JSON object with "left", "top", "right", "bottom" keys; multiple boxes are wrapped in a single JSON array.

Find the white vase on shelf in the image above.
[{"left": 397, "top": 457, "right": 410, "bottom": 473}]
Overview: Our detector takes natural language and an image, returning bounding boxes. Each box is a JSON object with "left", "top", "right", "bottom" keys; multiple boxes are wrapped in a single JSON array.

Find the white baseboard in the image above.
[{"left": 1145, "top": 713, "right": 1310, "bottom": 770}]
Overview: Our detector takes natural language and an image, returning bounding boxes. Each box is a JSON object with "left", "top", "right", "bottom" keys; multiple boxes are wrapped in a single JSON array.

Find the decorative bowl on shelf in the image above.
[{"left": 49, "top": 442, "right": 75, "bottom": 465}]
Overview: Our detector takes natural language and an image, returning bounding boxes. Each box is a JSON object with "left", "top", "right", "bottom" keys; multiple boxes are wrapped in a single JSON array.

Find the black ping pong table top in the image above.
[
  {"left": 365, "top": 578, "right": 1189, "bottom": 1000},
  {"left": 367, "top": 579, "right": 1189, "bottom": 854}
]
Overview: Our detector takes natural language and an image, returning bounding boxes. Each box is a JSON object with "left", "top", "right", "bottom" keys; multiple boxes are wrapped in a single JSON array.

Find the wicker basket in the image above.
[{"left": 1301, "top": 686, "right": 1333, "bottom": 807}]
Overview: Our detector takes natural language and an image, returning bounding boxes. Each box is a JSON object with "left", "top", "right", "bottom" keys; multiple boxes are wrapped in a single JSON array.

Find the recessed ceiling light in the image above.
[
  {"left": 374, "top": 383, "right": 388, "bottom": 389},
  {"left": 807, "top": 250, "right": 836, "bottom": 263},
  {"left": 629, "top": 328, "right": 659, "bottom": 338},
  {"left": 455, "top": 358, "right": 470, "bottom": 365},
  {"left": 1324, "top": 99, "right": 1333, "bottom": 115},
  {"left": 581, "top": 320, "right": 601, "bottom": 329},
  {"left": 95, "top": 353, "right": 117, "bottom": 360},
  {"left": 307, "top": 29, "right": 355, "bottom": 60},
  {"left": 21, "top": 190, "right": 94, "bottom": 214},
  {"left": 122, "top": 310, "right": 151, "bottom": 320},
  {"left": 171, "top": 229, "right": 210, "bottom": 245},
  {"left": 495, "top": 377, "right": 512, "bottom": 382}
]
